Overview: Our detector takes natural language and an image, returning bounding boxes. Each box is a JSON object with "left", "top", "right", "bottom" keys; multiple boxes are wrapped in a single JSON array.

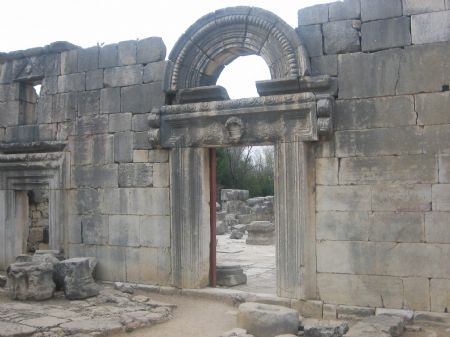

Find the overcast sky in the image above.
[{"left": 1, "top": 0, "right": 330, "bottom": 97}]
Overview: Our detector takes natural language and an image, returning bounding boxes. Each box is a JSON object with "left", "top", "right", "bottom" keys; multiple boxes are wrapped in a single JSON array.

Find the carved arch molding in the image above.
[{"left": 161, "top": 7, "right": 334, "bottom": 300}]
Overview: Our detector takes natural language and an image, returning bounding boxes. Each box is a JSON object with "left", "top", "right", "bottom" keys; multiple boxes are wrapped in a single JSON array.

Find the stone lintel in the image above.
[
  {"left": 160, "top": 93, "right": 334, "bottom": 147},
  {"left": 176, "top": 85, "right": 229, "bottom": 104},
  {"left": 256, "top": 76, "right": 332, "bottom": 96},
  {"left": 0, "top": 141, "right": 67, "bottom": 154}
]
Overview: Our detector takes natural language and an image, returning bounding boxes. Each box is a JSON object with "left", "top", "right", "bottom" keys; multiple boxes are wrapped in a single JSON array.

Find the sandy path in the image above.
[{"left": 117, "top": 293, "right": 238, "bottom": 337}]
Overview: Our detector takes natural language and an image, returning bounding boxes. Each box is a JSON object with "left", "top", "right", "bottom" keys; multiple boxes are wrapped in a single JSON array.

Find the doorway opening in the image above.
[{"left": 214, "top": 146, "right": 276, "bottom": 294}]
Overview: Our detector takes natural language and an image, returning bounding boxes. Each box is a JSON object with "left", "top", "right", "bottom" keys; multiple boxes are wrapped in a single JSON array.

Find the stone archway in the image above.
[{"left": 159, "top": 7, "right": 333, "bottom": 299}]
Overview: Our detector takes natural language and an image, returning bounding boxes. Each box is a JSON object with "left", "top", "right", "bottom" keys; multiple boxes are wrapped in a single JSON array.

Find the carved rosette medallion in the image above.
[{"left": 225, "top": 117, "right": 245, "bottom": 143}]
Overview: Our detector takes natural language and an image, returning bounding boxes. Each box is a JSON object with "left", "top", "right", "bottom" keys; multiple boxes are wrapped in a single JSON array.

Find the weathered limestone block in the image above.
[
  {"left": 411, "top": 11, "right": 450, "bottom": 45},
  {"left": 303, "top": 318, "right": 349, "bottom": 337},
  {"left": 73, "top": 164, "right": 118, "bottom": 188},
  {"left": 397, "top": 43, "right": 450, "bottom": 95},
  {"left": 316, "top": 211, "right": 369, "bottom": 241},
  {"left": 118, "top": 163, "right": 152, "bottom": 187},
  {"left": 78, "top": 90, "right": 100, "bottom": 116},
  {"left": 311, "top": 55, "right": 337, "bottom": 76},
  {"left": 337, "top": 305, "right": 375, "bottom": 320},
  {"left": 0, "top": 101, "right": 19, "bottom": 126},
  {"left": 430, "top": 278, "right": 450, "bottom": 312},
  {"left": 323, "top": 20, "right": 360, "bottom": 54},
  {"left": 86, "top": 69, "right": 103, "bottom": 90},
  {"left": 369, "top": 212, "right": 424, "bottom": 242},
  {"left": 402, "top": 0, "right": 446, "bottom": 15},
  {"left": 344, "top": 315, "right": 404, "bottom": 337},
  {"left": 143, "top": 61, "right": 167, "bottom": 83},
  {"left": 292, "top": 299, "right": 323, "bottom": 318},
  {"left": 81, "top": 214, "right": 109, "bottom": 245},
  {"left": 139, "top": 215, "right": 170, "bottom": 248},
  {"left": 329, "top": 0, "right": 360, "bottom": 21},
  {"left": 316, "top": 185, "right": 371, "bottom": 211},
  {"left": 297, "top": 25, "right": 323, "bottom": 57},
  {"left": 104, "top": 65, "right": 143, "bottom": 87},
  {"left": 137, "top": 37, "right": 166, "bottom": 64},
  {"left": 57, "top": 73, "right": 85, "bottom": 93},
  {"left": 402, "top": 277, "right": 430, "bottom": 311},
  {"left": 338, "top": 49, "right": 401, "bottom": 99},
  {"left": 432, "top": 184, "right": 450, "bottom": 211},
  {"left": 109, "top": 113, "right": 131, "bottom": 132},
  {"left": 246, "top": 221, "right": 275, "bottom": 245},
  {"left": 121, "top": 82, "right": 163, "bottom": 113},
  {"left": 7, "top": 262, "right": 55, "bottom": 300},
  {"left": 230, "top": 229, "right": 244, "bottom": 239},
  {"left": 114, "top": 131, "right": 133, "bottom": 163},
  {"left": 323, "top": 304, "right": 338, "bottom": 320},
  {"left": 221, "top": 189, "right": 249, "bottom": 201},
  {"left": 316, "top": 157, "right": 338, "bottom": 185},
  {"left": 109, "top": 215, "right": 140, "bottom": 247},
  {"left": 78, "top": 46, "right": 99, "bottom": 72},
  {"left": 238, "top": 302, "right": 299, "bottom": 337},
  {"left": 362, "top": 17, "right": 411, "bottom": 52},
  {"left": 217, "top": 264, "right": 247, "bottom": 286},
  {"left": 372, "top": 184, "right": 431, "bottom": 211},
  {"left": 76, "top": 115, "right": 108, "bottom": 135},
  {"left": 216, "top": 221, "right": 227, "bottom": 235},
  {"left": 100, "top": 87, "right": 120, "bottom": 113},
  {"left": 298, "top": 4, "right": 329, "bottom": 25},
  {"left": 361, "top": 0, "right": 402, "bottom": 21},
  {"left": 100, "top": 44, "right": 119, "bottom": 68},
  {"left": 425, "top": 212, "right": 450, "bottom": 243},
  {"left": 416, "top": 91, "right": 450, "bottom": 125},
  {"left": 118, "top": 40, "right": 137, "bottom": 66},
  {"left": 54, "top": 257, "right": 98, "bottom": 299}
]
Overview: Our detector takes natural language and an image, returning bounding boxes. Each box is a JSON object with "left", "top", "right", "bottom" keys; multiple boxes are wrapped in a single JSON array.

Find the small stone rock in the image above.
[
  {"left": 405, "top": 325, "right": 422, "bottom": 332},
  {"left": 217, "top": 264, "right": 247, "bottom": 286},
  {"left": 230, "top": 229, "right": 244, "bottom": 239},
  {"left": 221, "top": 328, "right": 254, "bottom": 337},
  {"left": 303, "top": 318, "right": 349, "bottom": 337},
  {"left": 132, "top": 295, "right": 149, "bottom": 303}
]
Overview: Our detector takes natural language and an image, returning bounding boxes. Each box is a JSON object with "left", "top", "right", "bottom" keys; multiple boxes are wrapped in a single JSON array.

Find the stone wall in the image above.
[
  {"left": 298, "top": 0, "right": 450, "bottom": 312},
  {"left": 0, "top": 38, "right": 172, "bottom": 285}
]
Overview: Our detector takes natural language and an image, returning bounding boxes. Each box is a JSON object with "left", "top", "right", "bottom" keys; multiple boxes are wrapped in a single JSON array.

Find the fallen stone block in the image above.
[
  {"left": 303, "top": 318, "right": 349, "bottom": 337},
  {"left": 54, "top": 257, "right": 99, "bottom": 300},
  {"left": 230, "top": 229, "right": 244, "bottom": 239},
  {"left": 217, "top": 264, "right": 247, "bottom": 286},
  {"left": 337, "top": 305, "right": 375, "bottom": 320},
  {"left": 221, "top": 327, "right": 254, "bottom": 337},
  {"left": 114, "top": 281, "right": 135, "bottom": 294},
  {"left": 246, "top": 221, "right": 275, "bottom": 245},
  {"left": 7, "top": 261, "right": 55, "bottom": 300},
  {"left": 238, "top": 302, "right": 299, "bottom": 337},
  {"left": 15, "top": 254, "right": 32, "bottom": 263},
  {"left": 375, "top": 308, "right": 414, "bottom": 322},
  {"left": 344, "top": 315, "right": 404, "bottom": 337},
  {"left": 0, "top": 274, "right": 6, "bottom": 287},
  {"left": 217, "top": 220, "right": 227, "bottom": 235},
  {"left": 413, "top": 311, "right": 450, "bottom": 324}
]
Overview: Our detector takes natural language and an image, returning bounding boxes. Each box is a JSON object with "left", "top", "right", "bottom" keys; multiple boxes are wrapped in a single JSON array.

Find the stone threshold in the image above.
[{"left": 100, "top": 281, "right": 450, "bottom": 325}]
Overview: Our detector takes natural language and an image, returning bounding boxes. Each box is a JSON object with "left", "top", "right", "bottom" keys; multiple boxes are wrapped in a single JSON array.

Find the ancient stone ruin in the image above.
[{"left": 0, "top": 0, "right": 450, "bottom": 326}]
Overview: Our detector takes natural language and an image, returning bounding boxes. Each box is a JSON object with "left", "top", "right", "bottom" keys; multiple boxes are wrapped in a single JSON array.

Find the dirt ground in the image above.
[{"left": 116, "top": 292, "right": 238, "bottom": 337}]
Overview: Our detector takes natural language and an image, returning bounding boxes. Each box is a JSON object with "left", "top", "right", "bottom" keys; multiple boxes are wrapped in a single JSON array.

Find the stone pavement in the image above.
[
  {"left": 217, "top": 233, "right": 276, "bottom": 294},
  {"left": 0, "top": 285, "right": 175, "bottom": 337}
]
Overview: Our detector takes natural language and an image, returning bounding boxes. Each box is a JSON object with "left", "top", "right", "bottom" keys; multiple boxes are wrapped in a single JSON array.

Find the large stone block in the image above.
[
  {"left": 118, "top": 163, "right": 153, "bottom": 187},
  {"left": 311, "top": 55, "right": 338, "bottom": 76},
  {"left": 411, "top": 10, "right": 450, "bottom": 45},
  {"left": 61, "top": 49, "right": 78, "bottom": 75},
  {"left": 118, "top": 40, "right": 137, "bottom": 66},
  {"left": 372, "top": 184, "right": 431, "bottom": 211},
  {"left": 148, "top": 149, "right": 169, "bottom": 163},
  {"left": 137, "top": 37, "right": 166, "bottom": 64},
  {"left": 416, "top": 91, "right": 450, "bottom": 125},
  {"left": 86, "top": 69, "right": 103, "bottom": 90},
  {"left": 7, "top": 262, "right": 55, "bottom": 300},
  {"left": 338, "top": 49, "right": 401, "bottom": 99},
  {"left": 77, "top": 46, "right": 99, "bottom": 72},
  {"left": 425, "top": 212, "right": 450, "bottom": 243},
  {"left": 317, "top": 273, "right": 404, "bottom": 308},
  {"left": 52, "top": 92, "right": 78, "bottom": 122},
  {"left": 76, "top": 115, "right": 108, "bottom": 135},
  {"left": 361, "top": 0, "right": 402, "bottom": 21},
  {"left": 128, "top": 188, "right": 170, "bottom": 215},
  {"left": 439, "top": 155, "right": 450, "bottom": 182},
  {"left": 329, "top": 0, "right": 360, "bottom": 21},
  {"left": 298, "top": 5, "right": 329, "bottom": 26},
  {"left": 316, "top": 211, "right": 369, "bottom": 240},
  {"left": 403, "top": 277, "right": 430, "bottom": 311},
  {"left": 432, "top": 184, "right": 450, "bottom": 211},
  {"left": 93, "top": 134, "right": 114, "bottom": 164},
  {"left": 76, "top": 188, "right": 100, "bottom": 214},
  {"left": 81, "top": 214, "right": 109, "bottom": 245},
  {"left": 100, "top": 188, "right": 129, "bottom": 214},
  {"left": 316, "top": 157, "right": 338, "bottom": 185},
  {"left": 125, "top": 247, "right": 159, "bottom": 283},
  {"left": 362, "top": 17, "right": 411, "bottom": 52},
  {"left": 0, "top": 83, "right": 19, "bottom": 101},
  {"left": 238, "top": 302, "right": 299, "bottom": 337},
  {"left": 77, "top": 90, "right": 100, "bottom": 116},
  {"left": 316, "top": 185, "right": 371, "bottom": 211},
  {"left": 133, "top": 131, "right": 151, "bottom": 149},
  {"left": 369, "top": 212, "right": 424, "bottom": 242},
  {"left": 152, "top": 163, "right": 170, "bottom": 187},
  {"left": 424, "top": 125, "right": 450, "bottom": 154},
  {"left": 430, "top": 278, "right": 450, "bottom": 312},
  {"left": 133, "top": 149, "right": 149, "bottom": 162},
  {"left": 397, "top": 42, "right": 450, "bottom": 95},
  {"left": 402, "top": 0, "right": 446, "bottom": 15},
  {"left": 109, "top": 215, "right": 140, "bottom": 247},
  {"left": 114, "top": 131, "right": 133, "bottom": 163},
  {"left": 95, "top": 245, "right": 126, "bottom": 281},
  {"left": 143, "top": 61, "right": 167, "bottom": 83},
  {"left": 70, "top": 135, "right": 92, "bottom": 165},
  {"left": 339, "top": 155, "right": 437, "bottom": 184},
  {"left": 139, "top": 215, "right": 171, "bottom": 248},
  {"left": 109, "top": 112, "right": 131, "bottom": 132},
  {"left": 99, "top": 44, "right": 119, "bottom": 68},
  {"left": 103, "top": 65, "right": 143, "bottom": 87},
  {"left": 323, "top": 20, "right": 360, "bottom": 54},
  {"left": 121, "top": 82, "right": 164, "bottom": 113},
  {"left": 72, "top": 164, "right": 118, "bottom": 188},
  {"left": 297, "top": 25, "right": 323, "bottom": 57},
  {"left": 0, "top": 101, "right": 19, "bottom": 126},
  {"left": 336, "top": 127, "right": 423, "bottom": 158},
  {"left": 335, "top": 96, "right": 415, "bottom": 131},
  {"left": 100, "top": 87, "right": 120, "bottom": 114},
  {"left": 132, "top": 114, "right": 150, "bottom": 131},
  {"left": 57, "top": 73, "right": 85, "bottom": 93}
]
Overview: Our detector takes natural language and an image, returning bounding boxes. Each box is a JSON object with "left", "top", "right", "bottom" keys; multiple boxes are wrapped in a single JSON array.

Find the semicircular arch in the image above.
[{"left": 166, "top": 6, "right": 310, "bottom": 91}]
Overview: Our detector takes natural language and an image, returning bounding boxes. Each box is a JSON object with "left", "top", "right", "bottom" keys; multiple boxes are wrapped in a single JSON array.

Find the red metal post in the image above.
[{"left": 209, "top": 148, "right": 217, "bottom": 287}]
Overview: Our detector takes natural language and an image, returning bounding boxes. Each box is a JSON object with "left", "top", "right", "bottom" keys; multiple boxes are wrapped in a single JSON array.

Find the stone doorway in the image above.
[{"left": 158, "top": 6, "right": 334, "bottom": 299}]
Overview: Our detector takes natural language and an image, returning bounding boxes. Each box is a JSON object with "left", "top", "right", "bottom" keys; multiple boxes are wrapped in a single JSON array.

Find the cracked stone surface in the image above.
[{"left": 0, "top": 286, "right": 174, "bottom": 337}]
